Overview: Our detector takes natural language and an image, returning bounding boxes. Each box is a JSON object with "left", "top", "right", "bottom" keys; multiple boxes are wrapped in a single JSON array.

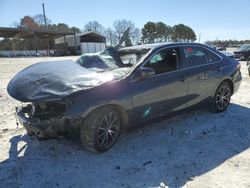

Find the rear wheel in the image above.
[
  {"left": 211, "top": 81, "right": 232, "bottom": 112},
  {"left": 81, "top": 106, "right": 121, "bottom": 153}
]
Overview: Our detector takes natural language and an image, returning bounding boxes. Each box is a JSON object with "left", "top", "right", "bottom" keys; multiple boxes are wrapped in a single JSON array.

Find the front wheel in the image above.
[
  {"left": 81, "top": 106, "right": 121, "bottom": 153},
  {"left": 211, "top": 81, "right": 232, "bottom": 112}
]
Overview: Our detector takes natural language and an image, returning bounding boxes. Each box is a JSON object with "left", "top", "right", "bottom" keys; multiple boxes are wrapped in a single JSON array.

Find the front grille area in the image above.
[{"left": 21, "top": 102, "right": 66, "bottom": 120}]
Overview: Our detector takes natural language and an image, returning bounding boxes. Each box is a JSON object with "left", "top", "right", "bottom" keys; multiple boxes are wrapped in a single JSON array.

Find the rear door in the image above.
[
  {"left": 180, "top": 45, "right": 223, "bottom": 108},
  {"left": 129, "top": 47, "right": 188, "bottom": 123}
]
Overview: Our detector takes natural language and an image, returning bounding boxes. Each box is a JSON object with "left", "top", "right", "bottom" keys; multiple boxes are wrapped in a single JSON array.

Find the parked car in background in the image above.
[
  {"left": 216, "top": 45, "right": 226, "bottom": 51},
  {"left": 8, "top": 42, "right": 242, "bottom": 153},
  {"left": 234, "top": 44, "right": 250, "bottom": 61},
  {"left": 50, "top": 50, "right": 71, "bottom": 56},
  {"left": 221, "top": 51, "right": 235, "bottom": 59},
  {"left": 207, "top": 45, "right": 216, "bottom": 50}
]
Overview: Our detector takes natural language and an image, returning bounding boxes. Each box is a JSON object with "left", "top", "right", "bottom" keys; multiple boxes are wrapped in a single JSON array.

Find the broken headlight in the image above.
[
  {"left": 31, "top": 104, "right": 36, "bottom": 116},
  {"left": 22, "top": 102, "right": 67, "bottom": 118}
]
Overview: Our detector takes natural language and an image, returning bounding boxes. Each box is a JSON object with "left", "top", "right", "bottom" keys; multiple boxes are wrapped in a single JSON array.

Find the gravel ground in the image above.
[{"left": 0, "top": 56, "right": 250, "bottom": 188}]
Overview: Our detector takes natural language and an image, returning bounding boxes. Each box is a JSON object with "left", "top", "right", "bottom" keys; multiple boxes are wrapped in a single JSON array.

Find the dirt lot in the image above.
[{"left": 0, "top": 56, "right": 250, "bottom": 188}]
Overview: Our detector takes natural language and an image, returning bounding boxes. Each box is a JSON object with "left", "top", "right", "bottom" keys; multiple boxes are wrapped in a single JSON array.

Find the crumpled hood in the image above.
[{"left": 7, "top": 60, "right": 129, "bottom": 102}]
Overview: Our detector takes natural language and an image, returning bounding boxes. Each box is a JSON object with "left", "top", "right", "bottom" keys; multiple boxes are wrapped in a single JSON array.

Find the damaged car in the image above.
[
  {"left": 234, "top": 44, "right": 250, "bottom": 61},
  {"left": 8, "top": 43, "right": 242, "bottom": 153}
]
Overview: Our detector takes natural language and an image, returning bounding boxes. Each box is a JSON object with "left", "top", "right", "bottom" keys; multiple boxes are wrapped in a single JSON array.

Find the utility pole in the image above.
[
  {"left": 42, "top": 3, "right": 50, "bottom": 55},
  {"left": 42, "top": 3, "right": 47, "bottom": 27},
  {"left": 198, "top": 33, "right": 201, "bottom": 43}
]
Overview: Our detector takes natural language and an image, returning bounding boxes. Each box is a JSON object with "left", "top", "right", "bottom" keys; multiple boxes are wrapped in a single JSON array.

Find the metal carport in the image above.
[{"left": 0, "top": 27, "right": 77, "bottom": 55}]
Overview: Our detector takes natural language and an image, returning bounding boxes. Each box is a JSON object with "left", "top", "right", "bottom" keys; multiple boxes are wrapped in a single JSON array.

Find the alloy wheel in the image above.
[
  {"left": 215, "top": 85, "right": 231, "bottom": 111},
  {"left": 97, "top": 111, "right": 120, "bottom": 149}
]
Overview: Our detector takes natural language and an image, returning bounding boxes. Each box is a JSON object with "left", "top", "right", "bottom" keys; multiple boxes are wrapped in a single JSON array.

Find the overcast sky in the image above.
[{"left": 0, "top": 0, "right": 249, "bottom": 42}]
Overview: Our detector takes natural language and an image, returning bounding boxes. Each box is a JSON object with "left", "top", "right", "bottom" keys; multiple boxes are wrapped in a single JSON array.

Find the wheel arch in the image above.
[
  {"left": 83, "top": 104, "right": 130, "bottom": 131},
  {"left": 223, "top": 79, "right": 234, "bottom": 94},
  {"left": 212, "top": 78, "right": 234, "bottom": 97}
]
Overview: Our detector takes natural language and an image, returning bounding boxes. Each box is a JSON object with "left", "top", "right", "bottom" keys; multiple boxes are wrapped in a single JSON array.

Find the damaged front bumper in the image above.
[{"left": 15, "top": 105, "right": 82, "bottom": 140}]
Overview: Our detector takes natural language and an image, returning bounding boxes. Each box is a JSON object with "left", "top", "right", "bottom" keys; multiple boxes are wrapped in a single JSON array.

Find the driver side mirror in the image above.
[{"left": 140, "top": 67, "right": 156, "bottom": 79}]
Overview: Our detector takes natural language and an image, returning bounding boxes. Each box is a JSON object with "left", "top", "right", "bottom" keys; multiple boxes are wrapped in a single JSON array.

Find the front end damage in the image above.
[
  {"left": 7, "top": 60, "right": 130, "bottom": 141},
  {"left": 15, "top": 102, "right": 82, "bottom": 140}
]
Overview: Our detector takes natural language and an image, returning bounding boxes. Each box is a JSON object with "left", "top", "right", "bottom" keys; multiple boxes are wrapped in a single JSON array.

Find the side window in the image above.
[
  {"left": 144, "top": 48, "right": 178, "bottom": 75},
  {"left": 183, "top": 46, "right": 221, "bottom": 68},
  {"left": 206, "top": 50, "right": 221, "bottom": 63},
  {"left": 149, "top": 53, "right": 163, "bottom": 64},
  {"left": 183, "top": 46, "right": 208, "bottom": 68}
]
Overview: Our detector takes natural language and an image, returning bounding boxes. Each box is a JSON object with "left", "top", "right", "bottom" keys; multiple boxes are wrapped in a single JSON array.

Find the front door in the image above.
[{"left": 129, "top": 47, "right": 188, "bottom": 123}]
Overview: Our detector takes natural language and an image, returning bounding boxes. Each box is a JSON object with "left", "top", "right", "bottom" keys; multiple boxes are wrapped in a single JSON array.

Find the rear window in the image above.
[{"left": 183, "top": 46, "right": 221, "bottom": 68}]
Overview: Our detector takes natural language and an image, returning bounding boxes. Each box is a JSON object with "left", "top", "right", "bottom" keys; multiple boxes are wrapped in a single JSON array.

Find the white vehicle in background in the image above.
[{"left": 221, "top": 51, "right": 235, "bottom": 59}]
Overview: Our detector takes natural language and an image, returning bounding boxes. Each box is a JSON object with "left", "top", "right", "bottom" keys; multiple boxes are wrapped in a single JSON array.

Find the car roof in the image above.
[{"left": 118, "top": 42, "right": 205, "bottom": 52}]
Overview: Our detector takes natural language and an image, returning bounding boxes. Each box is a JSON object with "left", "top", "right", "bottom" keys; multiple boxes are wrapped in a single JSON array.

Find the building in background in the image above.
[
  {"left": 55, "top": 31, "right": 106, "bottom": 55},
  {"left": 0, "top": 26, "right": 76, "bottom": 57}
]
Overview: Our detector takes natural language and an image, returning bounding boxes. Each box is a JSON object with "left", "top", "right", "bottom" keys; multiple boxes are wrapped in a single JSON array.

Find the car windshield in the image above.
[
  {"left": 118, "top": 49, "right": 150, "bottom": 66},
  {"left": 75, "top": 53, "right": 119, "bottom": 72},
  {"left": 75, "top": 48, "right": 150, "bottom": 72},
  {"left": 239, "top": 44, "right": 250, "bottom": 50}
]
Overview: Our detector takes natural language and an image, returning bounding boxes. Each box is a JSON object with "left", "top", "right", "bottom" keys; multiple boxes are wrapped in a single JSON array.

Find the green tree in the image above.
[
  {"left": 141, "top": 21, "right": 172, "bottom": 44},
  {"left": 155, "top": 22, "right": 172, "bottom": 42},
  {"left": 71, "top": 26, "right": 81, "bottom": 33},
  {"left": 141, "top": 22, "right": 157, "bottom": 44},
  {"left": 55, "top": 23, "right": 71, "bottom": 32},
  {"left": 171, "top": 24, "right": 196, "bottom": 42}
]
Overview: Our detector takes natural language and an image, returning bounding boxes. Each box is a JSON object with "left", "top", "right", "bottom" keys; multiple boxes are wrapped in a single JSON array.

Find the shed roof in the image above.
[
  {"left": 77, "top": 31, "right": 106, "bottom": 43},
  {"left": 0, "top": 27, "right": 75, "bottom": 39}
]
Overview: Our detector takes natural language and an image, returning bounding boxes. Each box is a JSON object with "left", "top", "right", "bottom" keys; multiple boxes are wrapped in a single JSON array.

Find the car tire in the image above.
[
  {"left": 81, "top": 106, "right": 121, "bottom": 153},
  {"left": 211, "top": 81, "right": 232, "bottom": 112}
]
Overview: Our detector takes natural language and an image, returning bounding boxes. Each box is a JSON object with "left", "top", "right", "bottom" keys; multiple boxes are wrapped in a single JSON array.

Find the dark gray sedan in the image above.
[
  {"left": 234, "top": 44, "right": 250, "bottom": 61},
  {"left": 8, "top": 43, "right": 242, "bottom": 152}
]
